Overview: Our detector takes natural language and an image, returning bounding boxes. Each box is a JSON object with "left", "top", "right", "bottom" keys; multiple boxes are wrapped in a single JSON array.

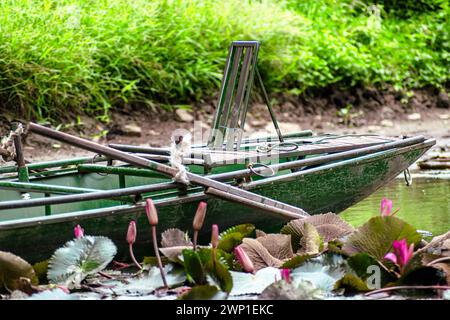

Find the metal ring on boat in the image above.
[
  {"left": 92, "top": 154, "right": 109, "bottom": 176},
  {"left": 404, "top": 168, "right": 412, "bottom": 186},
  {"left": 256, "top": 142, "right": 299, "bottom": 153},
  {"left": 247, "top": 162, "right": 275, "bottom": 178}
]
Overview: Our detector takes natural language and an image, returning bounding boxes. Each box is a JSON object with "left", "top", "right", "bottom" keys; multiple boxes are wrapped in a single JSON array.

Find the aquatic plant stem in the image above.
[
  {"left": 365, "top": 285, "right": 450, "bottom": 296},
  {"left": 193, "top": 230, "right": 198, "bottom": 251},
  {"left": 426, "top": 257, "right": 450, "bottom": 266},
  {"left": 129, "top": 243, "right": 142, "bottom": 270},
  {"left": 152, "top": 225, "right": 168, "bottom": 288}
]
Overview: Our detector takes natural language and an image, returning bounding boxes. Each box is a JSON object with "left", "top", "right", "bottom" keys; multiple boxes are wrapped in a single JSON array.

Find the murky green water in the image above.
[{"left": 341, "top": 176, "right": 450, "bottom": 236}]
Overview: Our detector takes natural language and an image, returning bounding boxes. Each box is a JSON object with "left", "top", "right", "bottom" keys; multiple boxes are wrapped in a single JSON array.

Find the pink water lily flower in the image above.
[
  {"left": 74, "top": 225, "right": 84, "bottom": 239},
  {"left": 380, "top": 198, "right": 393, "bottom": 216},
  {"left": 384, "top": 239, "right": 414, "bottom": 273}
]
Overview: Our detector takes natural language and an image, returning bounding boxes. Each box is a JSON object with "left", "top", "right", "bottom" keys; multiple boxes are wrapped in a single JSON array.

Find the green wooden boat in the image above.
[
  {"left": 0, "top": 131, "right": 435, "bottom": 263},
  {"left": 0, "top": 41, "right": 436, "bottom": 262}
]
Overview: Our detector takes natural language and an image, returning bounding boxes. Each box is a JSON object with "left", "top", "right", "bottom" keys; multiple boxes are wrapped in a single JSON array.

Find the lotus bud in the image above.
[
  {"left": 280, "top": 268, "right": 291, "bottom": 283},
  {"left": 234, "top": 245, "right": 254, "bottom": 274},
  {"left": 193, "top": 201, "right": 207, "bottom": 231},
  {"left": 74, "top": 224, "right": 84, "bottom": 239},
  {"left": 211, "top": 224, "right": 219, "bottom": 249},
  {"left": 145, "top": 198, "right": 158, "bottom": 226},
  {"left": 127, "top": 220, "right": 137, "bottom": 245}
]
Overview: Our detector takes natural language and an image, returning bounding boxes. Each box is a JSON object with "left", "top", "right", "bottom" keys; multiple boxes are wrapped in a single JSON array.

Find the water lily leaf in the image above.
[
  {"left": 179, "top": 285, "right": 225, "bottom": 300},
  {"left": 259, "top": 279, "right": 325, "bottom": 300},
  {"left": 342, "top": 216, "right": 422, "bottom": 260},
  {"left": 281, "top": 254, "right": 311, "bottom": 269},
  {"left": 256, "top": 234, "right": 293, "bottom": 260},
  {"left": 47, "top": 236, "right": 117, "bottom": 289},
  {"left": 219, "top": 224, "right": 255, "bottom": 239},
  {"left": 281, "top": 213, "right": 354, "bottom": 251},
  {"left": 26, "top": 288, "right": 78, "bottom": 300},
  {"left": 159, "top": 246, "right": 193, "bottom": 264},
  {"left": 32, "top": 260, "right": 49, "bottom": 283},
  {"left": 182, "top": 249, "right": 206, "bottom": 285},
  {"left": 230, "top": 267, "right": 280, "bottom": 296},
  {"left": 290, "top": 260, "right": 346, "bottom": 293},
  {"left": 218, "top": 224, "right": 255, "bottom": 252},
  {"left": 334, "top": 274, "right": 370, "bottom": 294},
  {"left": 255, "top": 230, "right": 267, "bottom": 238},
  {"left": 97, "top": 265, "right": 186, "bottom": 297},
  {"left": 240, "top": 238, "right": 283, "bottom": 271},
  {"left": 197, "top": 248, "right": 233, "bottom": 269},
  {"left": 298, "top": 222, "right": 323, "bottom": 255},
  {"left": 161, "top": 228, "right": 191, "bottom": 248},
  {"left": 0, "top": 251, "right": 38, "bottom": 291},
  {"left": 205, "top": 258, "right": 233, "bottom": 293}
]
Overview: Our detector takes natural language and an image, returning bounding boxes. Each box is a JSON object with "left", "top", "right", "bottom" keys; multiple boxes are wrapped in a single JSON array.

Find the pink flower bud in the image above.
[
  {"left": 380, "top": 198, "right": 393, "bottom": 216},
  {"left": 74, "top": 225, "right": 84, "bottom": 239},
  {"left": 145, "top": 198, "right": 158, "bottom": 226},
  {"left": 193, "top": 202, "right": 207, "bottom": 231},
  {"left": 127, "top": 220, "right": 137, "bottom": 245},
  {"left": 234, "top": 246, "right": 254, "bottom": 274},
  {"left": 211, "top": 224, "right": 219, "bottom": 249},
  {"left": 280, "top": 268, "right": 291, "bottom": 283}
]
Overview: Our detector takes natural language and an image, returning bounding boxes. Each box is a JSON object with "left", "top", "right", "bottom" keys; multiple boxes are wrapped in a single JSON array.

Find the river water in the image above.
[{"left": 341, "top": 174, "right": 450, "bottom": 236}]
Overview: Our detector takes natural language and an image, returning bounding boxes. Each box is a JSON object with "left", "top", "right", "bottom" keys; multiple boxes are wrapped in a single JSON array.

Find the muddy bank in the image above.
[{"left": 0, "top": 86, "right": 449, "bottom": 162}]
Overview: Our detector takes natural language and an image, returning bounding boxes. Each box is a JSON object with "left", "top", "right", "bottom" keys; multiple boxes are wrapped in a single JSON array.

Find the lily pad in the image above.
[
  {"left": 281, "top": 254, "right": 311, "bottom": 269},
  {"left": 281, "top": 213, "right": 354, "bottom": 251},
  {"left": 47, "top": 236, "right": 117, "bottom": 289},
  {"left": 182, "top": 249, "right": 206, "bottom": 285},
  {"left": 298, "top": 222, "right": 323, "bottom": 255},
  {"left": 26, "top": 288, "right": 78, "bottom": 300},
  {"left": 179, "top": 285, "right": 226, "bottom": 300},
  {"left": 0, "top": 251, "right": 38, "bottom": 291},
  {"left": 256, "top": 234, "right": 293, "bottom": 260},
  {"left": 290, "top": 259, "right": 346, "bottom": 293},
  {"left": 334, "top": 274, "right": 370, "bottom": 294},
  {"left": 205, "top": 258, "right": 233, "bottom": 293},
  {"left": 230, "top": 267, "right": 280, "bottom": 296},
  {"left": 218, "top": 224, "right": 255, "bottom": 252},
  {"left": 239, "top": 238, "right": 283, "bottom": 271},
  {"left": 161, "top": 228, "right": 192, "bottom": 247},
  {"left": 259, "top": 279, "right": 325, "bottom": 300},
  {"left": 342, "top": 216, "right": 422, "bottom": 260}
]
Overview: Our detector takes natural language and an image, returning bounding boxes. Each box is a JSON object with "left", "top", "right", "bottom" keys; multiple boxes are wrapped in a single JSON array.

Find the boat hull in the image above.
[{"left": 0, "top": 140, "right": 434, "bottom": 263}]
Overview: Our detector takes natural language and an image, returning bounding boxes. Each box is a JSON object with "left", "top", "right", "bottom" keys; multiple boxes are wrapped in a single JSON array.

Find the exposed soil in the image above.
[{"left": 1, "top": 86, "right": 449, "bottom": 162}]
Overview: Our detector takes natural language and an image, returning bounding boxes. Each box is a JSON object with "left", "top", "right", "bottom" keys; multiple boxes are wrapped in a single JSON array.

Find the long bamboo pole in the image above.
[{"left": 26, "top": 122, "right": 309, "bottom": 219}]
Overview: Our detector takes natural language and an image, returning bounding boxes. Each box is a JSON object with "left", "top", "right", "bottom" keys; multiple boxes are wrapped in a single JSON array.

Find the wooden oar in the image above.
[{"left": 27, "top": 122, "right": 309, "bottom": 219}]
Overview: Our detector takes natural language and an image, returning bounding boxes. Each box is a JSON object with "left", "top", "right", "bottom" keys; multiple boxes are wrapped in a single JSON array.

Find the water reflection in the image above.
[{"left": 341, "top": 177, "right": 450, "bottom": 236}]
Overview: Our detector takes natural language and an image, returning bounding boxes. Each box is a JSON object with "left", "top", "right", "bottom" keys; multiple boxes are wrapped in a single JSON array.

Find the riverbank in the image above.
[{"left": 9, "top": 96, "right": 449, "bottom": 164}]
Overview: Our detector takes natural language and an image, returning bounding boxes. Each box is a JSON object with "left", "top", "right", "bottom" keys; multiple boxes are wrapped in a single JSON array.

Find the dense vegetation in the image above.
[{"left": 0, "top": 0, "right": 449, "bottom": 121}]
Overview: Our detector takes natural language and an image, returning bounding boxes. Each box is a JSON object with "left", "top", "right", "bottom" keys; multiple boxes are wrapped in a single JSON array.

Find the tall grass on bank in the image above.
[{"left": 0, "top": 0, "right": 449, "bottom": 121}]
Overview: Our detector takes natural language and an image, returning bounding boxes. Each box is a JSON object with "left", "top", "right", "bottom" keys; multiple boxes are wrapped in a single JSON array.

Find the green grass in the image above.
[{"left": 0, "top": 0, "right": 449, "bottom": 122}]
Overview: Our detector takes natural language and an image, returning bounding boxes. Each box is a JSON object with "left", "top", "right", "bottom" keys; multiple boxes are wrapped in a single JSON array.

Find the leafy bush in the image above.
[{"left": 0, "top": 0, "right": 449, "bottom": 121}]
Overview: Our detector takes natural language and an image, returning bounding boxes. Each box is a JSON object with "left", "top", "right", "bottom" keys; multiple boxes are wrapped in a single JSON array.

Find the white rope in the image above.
[
  {"left": 169, "top": 132, "right": 192, "bottom": 185},
  {"left": 0, "top": 123, "right": 24, "bottom": 163}
]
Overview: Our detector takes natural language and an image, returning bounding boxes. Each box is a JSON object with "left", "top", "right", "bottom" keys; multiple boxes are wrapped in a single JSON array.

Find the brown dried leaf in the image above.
[
  {"left": 298, "top": 223, "right": 322, "bottom": 255},
  {"left": 256, "top": 234, "right": 293, "bottom": 260},
  {"left": 240, "top": 238, "right": 283, "bottom": 272},
  {"left": 255, "top": 230, "right": 267, "bottom": 238},
  {"left": 159, "top": 246, "right": 191, "bottom": 263},
  {"left": 281, "top": 213, "right": 354, "bottom": 250},
  {"left": 161, "top": 228, "right": 191, "bottom": 248}
]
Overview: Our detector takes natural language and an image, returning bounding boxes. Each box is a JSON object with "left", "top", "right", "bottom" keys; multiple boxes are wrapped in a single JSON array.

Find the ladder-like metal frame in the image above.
[{"left": 207, "top": 41, "right": 283, "bottom": 151}]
